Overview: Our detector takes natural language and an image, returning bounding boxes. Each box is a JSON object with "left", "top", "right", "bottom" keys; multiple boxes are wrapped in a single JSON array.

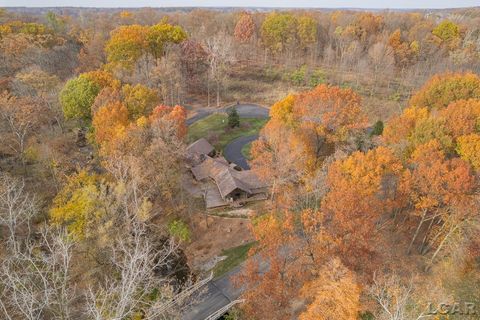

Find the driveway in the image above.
[
  {"left": 182, "top": 256, "right": 269, "bottom": 320},
  {"left": 186, "top": 103, "right": 269, "bottom": 126},
  {"left": 187, "top": 103, "right": 269, "bottom": 169},
  {"left": 223, "top": 135, "right": 258, "bottom": 170},
  {"left": 223, "top": 103, "right": 269, "bottom": 118},
  {"left": 182, "top": 266, "right": 244, "bottom": 320}
]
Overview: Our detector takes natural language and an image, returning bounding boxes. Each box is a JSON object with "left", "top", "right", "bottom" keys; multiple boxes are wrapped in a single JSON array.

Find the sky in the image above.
[{"left": 2, "top": 0, "right": 480, "bottom": 9}]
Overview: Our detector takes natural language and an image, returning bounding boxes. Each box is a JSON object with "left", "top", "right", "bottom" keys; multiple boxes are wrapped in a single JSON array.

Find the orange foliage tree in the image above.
[
  {"left": 92, "top": 101, "right": 129, "bottom": 149},
  {"left": 409, "top": 73, "right": 480, "bottom": 110},
  {"left": 299, "top": 258, "right": 361, "bottom": 320},
  {"left": 439, "top": 99, "right": 480, "bottom": 139},
  {"left": 235, "top": 209, "right": 338, "bottom": 318},
  {"left": 321, "top": 147, "right": 405, "bottom": 266},
  {"left": 382, "top": 106, "right": 429, "bottom": 145},
  {"left": 401, "top": 139, "right": 476, "bottom": 254},
  {"left": 234, "top": 12, "right": 255, "bottom": 43},
  {"left": 251, "top": 85, "right": 368, "bottom": 205}
]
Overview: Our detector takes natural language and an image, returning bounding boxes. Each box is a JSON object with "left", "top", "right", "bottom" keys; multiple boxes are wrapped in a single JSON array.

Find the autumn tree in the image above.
[
  {"left": 409, "top": 72, "right": 480, "bottom": 110},
  {"left": 146, "top": 22, "right": 187, "bottom": 60},
  {"left": 456, "top": 133, "right": 480, "bottom": 170},
  {"left": 235, "top": 213, "right": 304, "bottom": 320},
  {"left": 99, "top": 104, "right": 187, "bottom": 215},
  {"left": 105, "top": 22, "right": 186, "bottom": 71},
  {"left": 251, "top": 85, "right": 368, "bottom": 205},
  {"left": 297, "top": 15, "right": 317, "bottom": 50},
  {"left": 261, "top": 12, "right": 298, "bottom": 55},
  {"left": 81, "top": 69, "right": 120, "bottom": 89},
  {"left": 438, "top": 99, "right": 480, "bottom": 140},
  {"left": 432, "top": 20, "right": 462, "bottom": 50},
  {"left": 322, "top": 147, "right": 405, "bottom": 265},
  {"left": 13, "top": 67, "right": 64, "bottom": 130},
  {"left": 59, "top": 76, "right": 100, "bottom": 121},
  {"left": 401, "top": 139, "right": 476, "bottom": 255},
  {"left": 105, "top": 24, "right": 149, "bottom": 70},
  {"left": 234, "top": 12, "right": 255, "bottom": 43},
  {"left": 300, "top": 258, "right": 361, "bottom": 320},
  {"left": 121, "top": 83, "right": 159, "bottom": 119},
  {"left": 388, "top": 29, "right": 419, "bottom": 68},
  {"left": 295, "top": 84, "right": 367, "bottom": 143},
  {"left": 49, "top": 170, "right": 106, "bottom": 240},
  {"left": 92, "top": 101, "right": 129, "bottom": 148},
  {"left": 0, "top": 92, "right": 47, "bottom": 161},
  {"left": 407, "top": 117, "right": 453, "bottom": 155}
]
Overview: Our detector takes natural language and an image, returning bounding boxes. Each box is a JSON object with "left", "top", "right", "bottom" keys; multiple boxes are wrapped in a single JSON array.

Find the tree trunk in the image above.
[
  {"left": 407, "top": 209, "right": 427, "bottom": 255},
  {"left": 429, "top": 223, "right": 460, "bottom": 268},
  {"left": 216, "top": 79, "right": 220, "bottom": 107}
]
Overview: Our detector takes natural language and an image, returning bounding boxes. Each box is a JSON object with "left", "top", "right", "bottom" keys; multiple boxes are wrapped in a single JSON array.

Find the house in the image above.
[
  {"left": 187, "top": 138, "right": 215, "bottom": 157},
  {"left": 186, "top": 138, "right": 217, "bottom": 167},
  {"left": 187, "top": 139, "right": 270, "bottom": 208}
]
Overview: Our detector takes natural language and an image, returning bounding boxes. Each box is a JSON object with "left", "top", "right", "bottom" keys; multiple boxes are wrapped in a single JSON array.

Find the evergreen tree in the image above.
[{"left": 228, "top": 107, "right": 240, "bottom": 128}]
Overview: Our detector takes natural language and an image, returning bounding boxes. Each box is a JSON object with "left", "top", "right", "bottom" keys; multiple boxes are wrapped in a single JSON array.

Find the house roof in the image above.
[
  {"left": 233, "top": 170, "right": 270, "bottom": 190},
  {"left": 214, "top": 168, "right": 253, "bottom": 199},
  {"left": 189, "top": 139, "right": 269, "bottom": 200},
  {"left": 186, "top": 138, "right": 215, "bottom": 156},
  {"left": 191, "top": 156, "right": 228, "bottom": 181}
]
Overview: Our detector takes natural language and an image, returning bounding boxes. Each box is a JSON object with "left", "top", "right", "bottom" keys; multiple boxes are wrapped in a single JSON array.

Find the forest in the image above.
[{"left": 0, "top": 5, "right": 480, "bottom": 320}]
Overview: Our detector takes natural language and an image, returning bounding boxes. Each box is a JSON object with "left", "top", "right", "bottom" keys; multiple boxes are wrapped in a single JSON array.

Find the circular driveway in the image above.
[
  {"left": 186, "top": 103, "right": 269, "bottom": 126},
  {"left": 187, "top": 103, "right": 269, "bottom": 169},
  {"left": 223, "top": 135, "right": 258, "bottom": 170}
]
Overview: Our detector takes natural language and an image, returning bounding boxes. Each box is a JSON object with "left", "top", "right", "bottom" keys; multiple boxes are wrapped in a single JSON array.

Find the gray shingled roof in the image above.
[{"left": 186, "top": 138, "right": 215, "bottom": 156}]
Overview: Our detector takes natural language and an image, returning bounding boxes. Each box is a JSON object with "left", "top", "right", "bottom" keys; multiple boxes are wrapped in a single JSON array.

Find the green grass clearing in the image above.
[
  {"left": 213, "top": 242, "right": 256, "bottom": 277},
  {"left": 187, "top": 113, "right": 267, "bottom": 151},
  {"left": 241, "top": 142, "right": 253, "bottom": 160}
]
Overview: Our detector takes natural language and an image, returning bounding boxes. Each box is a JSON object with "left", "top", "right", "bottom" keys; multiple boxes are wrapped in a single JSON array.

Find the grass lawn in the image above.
[
  {"left": 241, "top": 142, "right": 252, "bottom": 160},
  {"left": 213, "top": 242, "right": 256, "bottom": 278},
  {"left": 187, "top": 113, "right": 267, "bottom": 151}
]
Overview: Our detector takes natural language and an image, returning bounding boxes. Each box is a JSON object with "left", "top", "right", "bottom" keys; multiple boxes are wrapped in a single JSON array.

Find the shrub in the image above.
[{"left": 167, "top": 219, "right": 191, "bottom": 242}]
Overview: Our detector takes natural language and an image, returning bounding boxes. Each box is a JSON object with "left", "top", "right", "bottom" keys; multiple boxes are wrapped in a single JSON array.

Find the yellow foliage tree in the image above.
[
  {"left": 50, "top": 171, "right": 105, "bottom": 240},
  {"left": 456, "top": 133, "right": 480, "bottom": 170},
  {"left": 121, "top": 84, "right": 159, "bottom": 119},
  {"left": 409, "top": 73, "right": 480, "bottom": 110}
]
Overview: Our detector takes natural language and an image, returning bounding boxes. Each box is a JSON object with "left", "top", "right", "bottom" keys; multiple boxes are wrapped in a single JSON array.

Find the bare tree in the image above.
[
  {"left": 369, "top": 272, "right": 426, "bottom": 320},
  {"left": 0, "top": 173, "right": 37, "bottom": 252},
  {"left": 85, "top": 223, "right": 201, "bottom": 320},
  {"left": 205, "top": 33, "right": 235, "bottom": 107},
  {"left": 0, "top": 227, "right": 76, "bottom": 320},
  {"left": 0, "top": 92, "right": 46, "bottom": 163}
]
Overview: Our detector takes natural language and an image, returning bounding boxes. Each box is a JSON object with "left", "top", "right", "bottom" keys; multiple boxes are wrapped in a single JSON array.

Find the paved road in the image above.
[
  {"left": 182, "top": 266, "right": 244, "bottom": 320},
  {"left": 223, "top": 135, "right": 258, "bottom": 170},
  {"left": 223, "top": 103, "right": 269, "bottom": 118},
  {"left": 182, "top": 256, "right": 269, "bottom": 320},
  {"left": 186, "top": 103, "right": 269, "bottom": 126}
]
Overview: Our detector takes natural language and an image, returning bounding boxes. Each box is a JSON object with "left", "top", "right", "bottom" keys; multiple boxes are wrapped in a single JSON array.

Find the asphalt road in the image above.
[
  {"left": 223, "top": 135, "right": 258, "bottom": 170},
  {"left": 186, "top": 103, "right": 269, "bottom": 126},
  {"left": 223, "top": 103, "right": 269, "bottom": 118},
  {"left": 182, "top": 266, "right": 244, "bottom": 320}
]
